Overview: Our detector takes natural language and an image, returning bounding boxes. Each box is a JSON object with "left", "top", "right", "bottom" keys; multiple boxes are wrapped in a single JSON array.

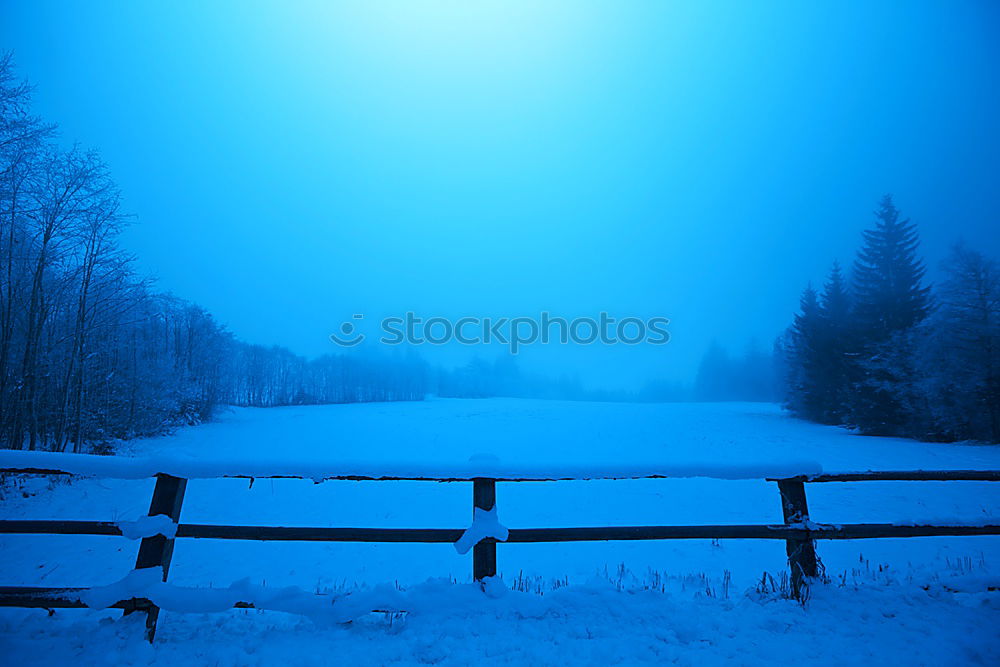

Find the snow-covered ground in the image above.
[{"left": 2, "top": 399, "right": 999, "bottom": 664}]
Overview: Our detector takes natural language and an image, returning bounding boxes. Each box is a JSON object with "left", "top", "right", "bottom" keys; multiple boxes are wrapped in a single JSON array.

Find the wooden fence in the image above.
[{"left": 1, "top": 462, "right": 999, "bottom": 641}]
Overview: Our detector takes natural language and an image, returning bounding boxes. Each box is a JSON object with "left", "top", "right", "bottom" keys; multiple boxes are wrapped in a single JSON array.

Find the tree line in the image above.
[
  {"left": 782, "top": 194, "right": 1000, "bottom": 443},
  {"left": 691, "top": 340, "right": 781, "bottom": 403},
  {"left": 0, "top": 56, "right": 427, "bottom": 452}
]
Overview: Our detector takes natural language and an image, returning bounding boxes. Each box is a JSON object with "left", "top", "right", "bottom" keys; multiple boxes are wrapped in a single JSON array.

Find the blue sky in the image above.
[{"left": 2, "top": 1, "right": 998, "bottom": 388}]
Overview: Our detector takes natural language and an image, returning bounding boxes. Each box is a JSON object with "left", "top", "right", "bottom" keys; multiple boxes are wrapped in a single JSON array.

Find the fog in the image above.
[{"left": 3, "top": 1, "right": 998, "bottom": 391}]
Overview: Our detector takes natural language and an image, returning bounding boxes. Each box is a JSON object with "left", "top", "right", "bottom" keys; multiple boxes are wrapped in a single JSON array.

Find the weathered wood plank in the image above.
[
  {"left": 0, "top": 468, "right": 674, "bottom": 482},
  {"left": 6, "top": 465, "right": 1000, "bottom": 483},
  {"left": 0, "top": 587, "right": 397, "bottom": 615},
  {"left": 127, "top": 473, "right": 187, "bottom": 641},
  {"left": 2, "top": 520, "right": 998, "bottom": 541},
  {"left": 177, "top": 525, "right": 466, "bottom": 541},
  {"left": 0, "top": 520, "right": 123, "bottom": 535},
  {"left": 509, "top": 524, "right": 1000, "bottom": 541},
  {"left": 777, "top": 479, "right": 819, "bottom": 599},
  {"left": 0, "top": 587, "right": 248, "bottom": 611},
  {"left": 772, "top": 470, "right": 1000, "bottom": 483},
  {"left": 473, "top": 478, "right": 497, "bottom": 581},
  {"left": 0, "top": 587, "right": 152, "bottom": 611}
]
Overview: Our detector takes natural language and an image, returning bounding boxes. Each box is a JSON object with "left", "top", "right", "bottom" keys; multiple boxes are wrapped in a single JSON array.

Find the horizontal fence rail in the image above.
[
  {"left": 774, "top": 471, "right": 1000, "bottom": 483},
  {"left": 0, "top": 587, "right": 161, "bottom": 611},
  {"left": 1, "top": 456, "right": 999, "bottom": 642},
  {"left": 0, "top": 449, "right": 827, "bottom": 482},
  {"left": 3, "top": 520, "right": 1000, "bottom": 542}
]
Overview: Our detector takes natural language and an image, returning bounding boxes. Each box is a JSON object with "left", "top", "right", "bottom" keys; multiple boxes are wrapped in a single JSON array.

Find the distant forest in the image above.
[
  {"left": 0, "top": 56, "right": 442, "bottom": 452},
  {"left": 0, "top": 57, "right": 610, "bottom": 453},
  {"left": 781, "top": 195, "right": 999, "bottom": 443}
]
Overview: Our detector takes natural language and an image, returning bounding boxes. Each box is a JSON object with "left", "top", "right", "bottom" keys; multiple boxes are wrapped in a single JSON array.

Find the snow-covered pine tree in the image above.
[
  {"left": 915, "top": 244, "right": 1000, "bottom": 442},
  {"left": 852, "top": 195, "right": 931, "bottom": 337},
  {"left": 847, "top": 195, "right": 931, "bottom": 436}
]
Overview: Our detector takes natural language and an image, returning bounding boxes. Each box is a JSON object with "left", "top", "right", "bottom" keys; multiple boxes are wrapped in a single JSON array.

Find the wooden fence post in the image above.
[
  {"left": 776, "top": 479, "right": 818, "bottom": 599},
  {"left": 472, "top": 478, "right": 497, "bottom": 582},
  {"left": 126, "top": 473, "right": 187, "bottom": 641}
]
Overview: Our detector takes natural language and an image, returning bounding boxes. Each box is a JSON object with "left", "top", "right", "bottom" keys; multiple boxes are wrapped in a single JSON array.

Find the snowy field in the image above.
[{"left": 2, "top": 398, "right": 1000, "bottom": 665}]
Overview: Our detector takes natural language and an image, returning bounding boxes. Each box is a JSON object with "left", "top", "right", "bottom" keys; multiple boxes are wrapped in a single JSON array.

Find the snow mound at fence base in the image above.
[{"left": 2, "top": 577, "right": 998, "bottom": 666}]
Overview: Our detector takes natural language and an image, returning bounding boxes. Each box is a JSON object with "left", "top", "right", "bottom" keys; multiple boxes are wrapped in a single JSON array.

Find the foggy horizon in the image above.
[
  {"left": 3, "top": 3, "right": 1000, "bottom": 659},
  {"left": 3, "top": 1, "right": 998, "bottom": 391}
]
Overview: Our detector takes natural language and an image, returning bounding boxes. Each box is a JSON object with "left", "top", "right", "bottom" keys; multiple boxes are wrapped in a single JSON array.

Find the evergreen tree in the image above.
[
  {"left": 915, "top": 245, "right": 1000, "bottom": 442},
  {"left": 852, "top": 195, "right": 931, "bottom": 339},
  {"left": 694, "top": 341, "right": 733, "bottom": 401},
  {"left": 821, "top": 261, "right": 851, "bottom": 325},
  {"left": 785, "top": 285, "right": 826, "bottom": 420},
  {"left": 814, "top": 262, "right": 852, "bottom": 423},
  {"left": 847, "top": 195, "right": 931, "bottom": 435}
]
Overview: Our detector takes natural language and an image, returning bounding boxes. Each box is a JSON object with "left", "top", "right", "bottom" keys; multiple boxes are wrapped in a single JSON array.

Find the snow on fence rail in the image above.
[
  {"left": 0, "top": 449, "right": 825, "bottom": 481},
  {"left": 1, "top": 450, "right": 999, "bottom": 642}
]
